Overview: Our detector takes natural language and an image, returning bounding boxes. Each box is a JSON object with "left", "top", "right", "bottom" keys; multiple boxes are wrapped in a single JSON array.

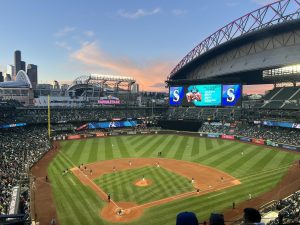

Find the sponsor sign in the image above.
[
  {"left": 292, "top": 123, "right": 300, "bottom": 129},
  {"left": 207, "top": 133, "right": 220, "bottom": 138},
  {"left": 88, "top": 121, "right": 137, "bottom": 129},
  {"left": 98, "top": 95, "right": 120, "bottom": 105},
  {"left": 281, "top": 145, "right": 298, "bottom": 151},
  {"left": 0, "top": 123, "right": 27, "bottom": 129},
  {"left": 221, "top": 134, "right": 235, "bottom": 140},
  {"left": 169, "top": 86, "right": 184, "bottom": 106},
  {"left": 95, "top": 132, "right": 105, "bottom": 137},
  {"left": 266, "top": 140, "right": 278, "bottom": 147},
  {"left": 67, "top": 135, "right": 81, "bottom": 140},
  {"left": 222, "top": 84, "right": 242, "bottom": 106},
  {"left": 252, "top": 138, "right": 265, "bottom": 145},
  {"left": 239, "top": 137, "right": 251, "bottom": 142}
]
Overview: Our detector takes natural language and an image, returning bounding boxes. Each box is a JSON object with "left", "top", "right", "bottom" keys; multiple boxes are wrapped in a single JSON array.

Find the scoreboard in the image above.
[{"left": 169, "top": 84, "right": 242, "bottom": 107}]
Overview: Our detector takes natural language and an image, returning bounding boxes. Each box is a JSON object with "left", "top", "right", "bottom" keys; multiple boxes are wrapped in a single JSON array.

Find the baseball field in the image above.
[{"left": 33, "top": 134, "right": 300, "bottom": 225}]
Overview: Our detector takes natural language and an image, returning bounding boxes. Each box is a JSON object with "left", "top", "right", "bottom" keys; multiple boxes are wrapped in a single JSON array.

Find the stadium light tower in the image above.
[{"left": 151, "top": 99, "right": 155, "bottom": 118}]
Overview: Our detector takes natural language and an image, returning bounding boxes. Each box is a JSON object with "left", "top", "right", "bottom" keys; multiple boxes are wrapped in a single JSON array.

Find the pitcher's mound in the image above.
[{"left": 134, "top": 179, "right": 152, "bottom": 187}]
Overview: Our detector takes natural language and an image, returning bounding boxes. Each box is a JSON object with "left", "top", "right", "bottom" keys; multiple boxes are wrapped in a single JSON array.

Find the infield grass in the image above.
[
  {"left": 94, "top": 166, "right": 193, "bottom": 204},
  {"left": 48, "top": 134, "right": 300, "bottom": 225}
]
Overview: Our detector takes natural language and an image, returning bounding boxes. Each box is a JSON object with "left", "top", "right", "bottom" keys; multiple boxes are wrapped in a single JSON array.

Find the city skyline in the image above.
[{"left": 0, "top": 0, "right": 276, "bottom": 92}]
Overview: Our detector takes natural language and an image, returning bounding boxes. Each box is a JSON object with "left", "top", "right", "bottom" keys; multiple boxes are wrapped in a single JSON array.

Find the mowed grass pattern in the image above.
[
  {"left": 94, "top": 166, "right": 193, "bottom": 204},
  {"left": 48, "top": 134, "right": 300, "bottom": 225}
]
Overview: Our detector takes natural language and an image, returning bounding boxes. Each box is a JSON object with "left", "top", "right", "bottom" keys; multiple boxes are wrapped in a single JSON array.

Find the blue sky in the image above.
[{"left": 0, "top": 0, "right": 274, "bottom": 91}]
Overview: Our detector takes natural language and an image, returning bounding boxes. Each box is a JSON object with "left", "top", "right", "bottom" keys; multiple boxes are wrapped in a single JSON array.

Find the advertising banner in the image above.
[
  {"left": 0, "top": 123, "right": 27, "bottom": 129},
  {"left": 280, "top": 144, "right": 299, "bottom": 151},
  {"left": 266, "top": 140, "right": 278, "bottom": 147},
  {"left": 252, "top": 138, "right": 265, "bottom": 145},
  {"left": 263, "top": 121, "right": 300, "bottom": 129},
  {"left": 292, "top": 123, "right": 300, "bottom": 129},
  {"left": 88, "top": 121, "right": 137, "bottom": 129},
  {"left": 239, "top": 137, "right": 251, "bottom": 142},
  {"left": 207, "top": 133, "right": 220, "bottom": 138},
  {"left": 98, "top": 95, "right": 120, "bottom": 105},
  {"left": 95, "top": 132, "right": 105, "bottom": 137},
  {"left": 221, "top": 134, "right": 235, "bottom": 140},
  {"left": 67, "top": 135, "right": 81, "bottom": 140}
]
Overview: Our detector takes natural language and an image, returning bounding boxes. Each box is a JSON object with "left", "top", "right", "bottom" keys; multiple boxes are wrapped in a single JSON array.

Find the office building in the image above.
[
  {"left": 6, "top": 65, "right": 15, "bottom": 81},
  {"left": 4, "top": 73, "right": 12, "bottom": 81},
  {"left": 21, "top": 61, "right": 26, "bottom": 71},
  {"left": 27, "top": 64, "right": 38, "bottom": 89},
  {"left": 14, "top": 50, "right": 22, "bottom": 76},
  {"left": 0, "top": 72, "right": 3, "bottom": 82}
]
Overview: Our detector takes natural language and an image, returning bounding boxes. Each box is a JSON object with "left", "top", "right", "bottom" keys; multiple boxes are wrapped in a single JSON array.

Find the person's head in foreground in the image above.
[
  {"left": 243, "top": 208, "right": 262, "bottom": 224},
  {"left": 176, "top": 211, "right": 199, "bottom": 225},
  {"left": 209, "top": 213, "right": 225, "bottom": 225}
]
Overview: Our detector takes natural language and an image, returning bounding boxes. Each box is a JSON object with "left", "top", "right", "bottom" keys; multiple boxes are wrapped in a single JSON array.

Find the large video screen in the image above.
[
  {"left": 88, "top": 121, "right": 137, "bottom": 129},
  {"left": 222, "top": 84, "right": 242, "bottom": 106},
  {"left": 169, "top": 86, "right": 184, "bottom": 106},
  {"left": 184, "top": 85, "right": 222, "bottom": 106},
  {"left": 169, "top": 84, "right": 241, "bottom": 107}
]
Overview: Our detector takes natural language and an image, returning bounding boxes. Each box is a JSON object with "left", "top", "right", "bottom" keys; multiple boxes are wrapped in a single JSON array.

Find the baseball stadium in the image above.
[{"left": 1, "top": 1, "right": 300, "bottom": 225}]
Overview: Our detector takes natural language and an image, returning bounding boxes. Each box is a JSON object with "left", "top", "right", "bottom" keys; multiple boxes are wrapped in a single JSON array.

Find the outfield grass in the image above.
[
  {"left": 48, "top": 134, "right": 300, "bottom": 225},
  {"left": 94, "top": 166, "right": 193, "bottom": 204}
]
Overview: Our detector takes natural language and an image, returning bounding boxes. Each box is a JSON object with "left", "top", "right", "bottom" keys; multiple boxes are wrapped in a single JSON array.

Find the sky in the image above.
[{"left": 0, "top": 0, "right": 276, "bottom": 93}]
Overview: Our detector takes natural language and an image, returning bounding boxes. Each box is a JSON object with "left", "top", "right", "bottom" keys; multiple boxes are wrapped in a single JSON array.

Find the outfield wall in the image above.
[{"left": 53, "top": 130, "right": 300, "bottom": 152}]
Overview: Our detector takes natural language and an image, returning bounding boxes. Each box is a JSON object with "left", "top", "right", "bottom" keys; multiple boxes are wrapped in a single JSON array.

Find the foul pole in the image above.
[{"left": 48, "top": 95, "right": 51, "bottom": 139}]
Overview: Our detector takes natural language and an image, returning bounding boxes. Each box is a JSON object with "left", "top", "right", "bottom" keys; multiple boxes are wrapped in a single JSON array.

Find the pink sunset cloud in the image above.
[
  {"left": 70, "top": 42, "right": 175, "bottom": 92},
  {"left": 243, "top": 84, "right": 274, "bottom": 95}
]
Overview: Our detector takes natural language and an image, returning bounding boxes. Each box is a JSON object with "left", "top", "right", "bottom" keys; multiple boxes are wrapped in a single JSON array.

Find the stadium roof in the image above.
[
  {"left": 0, "top": 70, "right": 32, "bottom": 89},
  {"left": 169, "top": 0, "right": 300, "bottom": 79}
]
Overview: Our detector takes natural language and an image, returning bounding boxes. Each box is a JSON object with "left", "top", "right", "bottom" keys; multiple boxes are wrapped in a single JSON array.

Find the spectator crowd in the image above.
[
  {"left": 0, "top": 125, "right": 51, "bottom": 216},
  {"left": 198, "top": 122, "right": 300, "bottom": 146},
  {"left": 266, "top": 191, "right": 300, "bottom": 225}
]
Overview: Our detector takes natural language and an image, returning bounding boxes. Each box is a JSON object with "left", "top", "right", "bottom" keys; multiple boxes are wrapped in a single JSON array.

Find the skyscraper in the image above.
[
  {"left": 27, "top": 64, "right": 38, "bottom": 89},
  {"left": 21, "top": 61, "right": 26, "bottom": 71},
  {"left": 0, "top": 72, "right": 3, "bottom": 82},
  {"left": 6, "top": 65, "right": 15, "bottom": 80},
  {"left": 4, "top": 73, "right": 12, "bottom": 81},
  {"left": 14, "top": 50, "right": 21, "bottom": 76}
]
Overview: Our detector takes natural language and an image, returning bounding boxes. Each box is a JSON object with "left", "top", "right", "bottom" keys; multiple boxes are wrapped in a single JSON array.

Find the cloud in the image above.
[
  {"left": 84, "top": 31, "right": 94, "bottom": 37},
  {"left": 70, "top": 41, "right": 174, "bottom": 91},
  {"left": 118, "top": 8, "right": 161, "bottom": 19},
  {"left": 55, "top": 41, "right": 72, "bottom": 51},
  {"left": 149, "top": 83, "right": 166, "bottom": 88},
  {"left": 172, "top": 9, "right": 187, "bottom": 16},
  {"left": 250, "top": 0, "right": 277, "bottom": 5},
  {"left": 54, "top": 26, "right": 76, "bottom": 37},
  {"left": 243, "top": 84, "right": 273, "bottom": 95}
]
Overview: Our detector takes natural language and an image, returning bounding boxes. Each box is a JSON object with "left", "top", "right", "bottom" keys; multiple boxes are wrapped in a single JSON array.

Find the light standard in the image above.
[{"left": 151, "top": 99, "right": 155, "bottom": 119}]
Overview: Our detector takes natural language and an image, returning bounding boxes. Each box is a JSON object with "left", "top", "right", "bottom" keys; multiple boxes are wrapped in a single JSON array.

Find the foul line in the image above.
[{"left": 58, "top": 151, "right": 119, "bottom": 208}]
